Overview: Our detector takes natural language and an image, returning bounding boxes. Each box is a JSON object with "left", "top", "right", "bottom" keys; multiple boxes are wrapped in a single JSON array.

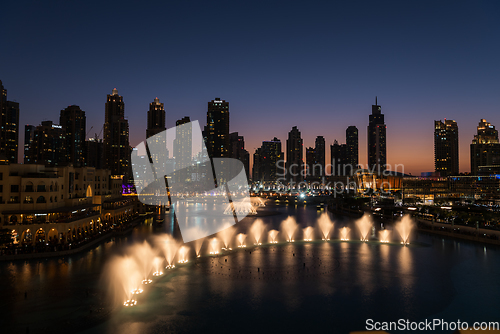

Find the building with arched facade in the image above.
[{"left": 0, "top": 163, "right": 137, "bottom": 247}]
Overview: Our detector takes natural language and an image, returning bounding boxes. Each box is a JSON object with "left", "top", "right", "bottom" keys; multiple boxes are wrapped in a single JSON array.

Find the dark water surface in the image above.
[{"left": 1, "top": 205, "right": 498, "bottom": 334}]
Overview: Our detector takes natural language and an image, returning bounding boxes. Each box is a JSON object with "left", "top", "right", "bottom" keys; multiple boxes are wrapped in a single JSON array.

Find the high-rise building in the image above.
[
  {"left": 434, "top": 119, "right": 459, "bottom": 176},
  {"left": 367, "top": 98, "right": 386, "bottom": 174},
  {"left": 103, "top": 88, "right": 129, "bottom": 176},
  {"left": 470, "top": 119, "right": 500, "bottom": 175},
  {"left": 314, "top": 136, "right": 325, "bottom": 179},
  {"left": 306, "top": 147, "right": 316, "bottom": 179},
  {"left": 331, "top": 140, "right": 348, "bottom": 176},
  {"left": 346, "top": 125, "right": 359, "bottom": 173},
  {"left": 252, "top": 148, "right": 262, "bottom": 182},
  {"left": 86, "top": 137, "right": 104, "bottom": 169},
  {"left": 24, "top": 125, "right": 35, "bottom": 164},
  {"left": 286, "top": 126, "right": 303, "bottom": 184},
  {"left": 229, "top": 132, "right": 250, "bottom": 178},
  {"left": 60, "top": 105, "right": 86, "bottom": 167},
  {"left": 206, "top": 98, "right": 230, "bottom": 158},
  {"left": 0, "top": 80, "right": 20, "bottom": 163},
  {"left": 28, "top": 121, "right": 67, "bottom": 166},
  {"left": 146, "top": 97, "right": 166, "bottom": 138},
  {"left": 253, "top": 138, "right": 283, "bottom": 182}
]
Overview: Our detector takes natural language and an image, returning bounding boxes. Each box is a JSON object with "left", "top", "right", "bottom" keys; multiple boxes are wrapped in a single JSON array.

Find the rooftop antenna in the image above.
[{"left": 375, "top": 96, "right": 378, "bottom": 105}]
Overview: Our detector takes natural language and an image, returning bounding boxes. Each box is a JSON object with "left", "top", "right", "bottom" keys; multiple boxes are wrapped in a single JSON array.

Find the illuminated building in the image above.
[
  {"left": 60, "top": 105, "right": 86, "bottom": 167},
  {"left": 26, "top": 121, "right": 67, "bottom": 166},
  {"left": 470, "top": 119, "right": 500, "bottom": 175},
  {"left": 206, "top": 98, "right": 229, "bottom": 158},
  {"left": 286, "top": 126, "right": 303, "bottom": 184},
  {"left": 0, "top": 80, "right": 20, "bottom": 163},
  {"left": 434, "top": 119, "right": 459, "bottom": 176},
  {"left": 367, "top": 97, "right": 386, "bottom": 174},
  {"left": 103, "top": 88, "right": 130, "bottom": 177}
]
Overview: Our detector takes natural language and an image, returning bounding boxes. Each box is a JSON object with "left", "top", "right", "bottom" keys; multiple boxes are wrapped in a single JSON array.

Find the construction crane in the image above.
[{"left": 85, "top": 126, "right": 93, "bottom": 139}]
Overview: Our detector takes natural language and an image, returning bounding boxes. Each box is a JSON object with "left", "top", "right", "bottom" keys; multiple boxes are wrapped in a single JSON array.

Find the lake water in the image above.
[{"left": 1, "top": 205, "right": 499, "bottom": 334}]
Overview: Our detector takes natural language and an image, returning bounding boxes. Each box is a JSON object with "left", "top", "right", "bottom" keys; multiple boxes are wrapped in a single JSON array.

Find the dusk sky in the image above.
[{"left": 1, "top": 0, "right": 499, "bottom": 175}]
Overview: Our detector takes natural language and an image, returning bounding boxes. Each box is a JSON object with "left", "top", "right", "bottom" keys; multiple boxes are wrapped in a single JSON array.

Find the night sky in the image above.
[{"left": 1, "top": 0, "right": 499, "bottom": 175}]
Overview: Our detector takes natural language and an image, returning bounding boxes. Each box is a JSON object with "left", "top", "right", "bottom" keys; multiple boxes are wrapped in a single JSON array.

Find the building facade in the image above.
[
  {"left": 434, "top": 119, "right": 459, "bottom": 176},
  {"left": 367, "top": 98, "right": 386, "bottom": 174},
  {"left": 206, "top": 98, "right": 230, "bottom": 158},
  {"left": 0, "top": 80, "right": 20, "bottom": 163},
  {"left": 103, "top": 88, "right": 130, "bottom": 177},
  {"left": 286, "top": 126, "right": 303, "bottom": 184},
  {"left": 60, "top": 105, "right": 86, "bottom": 167},
  {"left": 470, "top": 119, "right": 500, "bottom": 175}
]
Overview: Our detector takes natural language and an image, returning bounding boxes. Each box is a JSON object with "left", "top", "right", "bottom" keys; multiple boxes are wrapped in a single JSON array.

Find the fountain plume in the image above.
[
  {"left": 355, "top": 214, "right": 373, "bottom": 241},
  {"left": 218, "top": 224, "right": 236, "bottom": 250},
  {"left": 303, "top": 226, "right": 314, "bottom": 241},
  {"left": 249, "top": 219, "right": 266, "bottom": 245},
  {"left": 340, "top": 227, "right": 350, "bottom": 241},
  {"left": 396, "top": 215, "right": 413, "bottom": 245},
  {"left": 281, "top": 216, "right": 298, "bottom": 242},
  {"left": 236, "top": 233, "right": 247, "bottom": 248},
  {"left": 379, "top": 229, "right": 390, "bottom": 243},
  {"left": 177, "top": 245, "right": 189, "bottom": 263},
  {"left": 209, "top": 237, "right": 220, "bottom": 254},
  {"left": 268, "top": 229, "right": 279, "bottom": 243},
  {"left": 317, "top": 212, "right": 334, "bottom": 240}
]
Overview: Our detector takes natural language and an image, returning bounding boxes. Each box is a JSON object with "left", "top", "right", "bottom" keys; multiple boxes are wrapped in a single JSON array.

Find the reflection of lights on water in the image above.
[
  {"left": 209, "top": 251, "right": 219, "bottom": 254},
  {"left": 380, "top": 240, "right": 389, "bottom": 243},
  {"left": 341, "top": 238, "right": 349, "bottom": 241},
  {"left": 178, "top": 259, "right": 188, "bottom": 263},
  {"left": 401, "top": 242, "right": 410, "bottom": 246},
  {"left": 254, "top": 243, "right": 262, "bottom": 246},
  {"left": 152, "top": 271, "right": 163, "bottom": 276},
  {"left": 322, "top": 238, "right": 330, "bottom": 241},
  {"left": 269, "top": 241, "right": 278, "bottom": 244},
  {"left": 142, "top": 279, "right": 152, "bottom": 285},
  {"left": 166, "top": 264, "right": 175, "bottom": 269},
  {"left": 287, "top": 240, "right": 295, "bottom": 243},
  {"left": 131, "top": 288, "right": 143, "bottom": 294},
  {"left": 237, "top": 245, "right": 246, "bottom": 248},
  {"left": 304, "top": 239, "right": 312, "bottom": 241},
  {"left": 124, "top": 299, "right": 137, "bottom": 306}
]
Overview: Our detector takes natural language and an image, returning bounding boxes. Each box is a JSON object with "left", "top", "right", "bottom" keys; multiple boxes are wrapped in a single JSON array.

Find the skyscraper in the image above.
[
  {"left": 286, "top": 126, "right": 303, "bottom": 184},
  {"left": 103, "top": 88, "right": 130, "bottom": 176},
  {"left": 470, "top": 119, "right": 500, "bottom": 175},
  {"left": 314, "top": 136, "right": 325, "bottom": 179},
  {"left": 331, "top": 140, "right": 348, "bottom": 176},
  {"left": 0, "top": 80, "right": 20, "bottom": 163},
  {"left": 229, "top": 132, "right": 250, "bottom": 178},
  {"left": 434, "top": 119, "right": 459, "bottom": 176},
  {"left": 367, "top": 98, "right": 386, "bottom": 174},
  {"left": 60, "top": 105, "right": 86, "bottom": 167},
  {"left": 146, "top": 97, "right": 166, "bottom": 138},
  {"left": 173, "top": 117, "right": 192, "bottom": 183},
  {"left": 206, "top": 98, "right": 230, "bottom": 158},
  {"left": 24, "top": 125, "right": 35, "bottom": 164},
  {"left": 28, "top": 121, "right": 67, "bottom": 166},
  {"left": 254, "top": 138, "right": 283, "bottom": 182},
  {"left": 346, "top": 125, "right": 359, "bottom": 174}
]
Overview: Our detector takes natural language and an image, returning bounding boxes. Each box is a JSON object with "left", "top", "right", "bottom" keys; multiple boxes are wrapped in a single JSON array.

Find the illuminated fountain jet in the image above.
[
  {"left": 356, "top": 214, "right": 373, "bottom": 242},
  {"left": 281, "top": 216, "right": 298, "bottom": 242},
  {"left": 209, "top": 237, "right": 220, "bottom": 254},
  {"left": 152, "top": 256, "right": 164, "bottom": 276},
  {"left": 177, "top": 245, "right": 189, "bottom": 264},
  {"left": 224, "top": 201, "right": 257, "bottom": 215},
  {"left": 340, "top": 227, "right": 350, "bottom": 241},
  {"left": 317, "top": 212, "right": 334, "bottom": 240},
  {"left": 152, "top": 234, "right": 179, "bottom": 269},
  {"left": 250, "top": 197, "right": 266, "bottom": 207},
  {"left": 237, "top": 233, "right": 247, "bottom": 248},
  {"left": 396, "top": 215, "right": 413, "bottom": 245},
  {"left": 250, "top": 219, "right": 266, "bottom": 245},
  {"left": 303, "top": 226, "right": 314, "bottom": 241},
  {"left": 268, "top": 229, "right": 279, "bottom": 244},
  {"left": 218, "top": 224, "right": 236, "bottom": 250},
  {"left": 379, "top": 229, "right": 390, "bottom": 243}
]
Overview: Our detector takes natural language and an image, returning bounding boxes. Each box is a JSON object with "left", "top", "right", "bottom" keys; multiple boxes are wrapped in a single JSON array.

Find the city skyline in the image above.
[
  {"left": 6, "top": 82, "right": 500, "bottom": 176},
  {"left": 1, "top": 1, "right": 499, "bottom": 175}
]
